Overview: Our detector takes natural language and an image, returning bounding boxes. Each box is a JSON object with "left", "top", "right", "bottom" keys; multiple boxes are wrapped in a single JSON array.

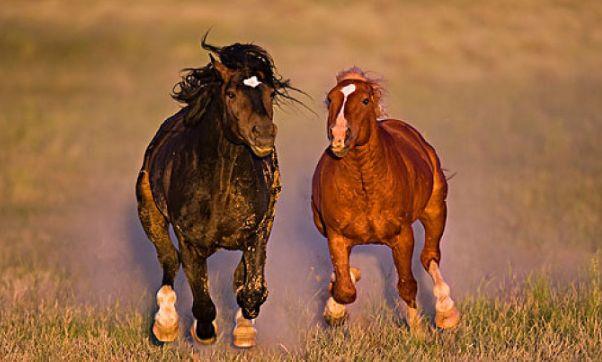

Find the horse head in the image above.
[
  {"left": 173, "top": 32, "right": 303, "bottom": 158},
  {"left": 324, "top": 67, "right": 384, "bottom": 157}
]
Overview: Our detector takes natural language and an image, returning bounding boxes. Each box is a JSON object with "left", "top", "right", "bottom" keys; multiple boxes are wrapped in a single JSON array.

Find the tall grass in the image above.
[{"left": 0, "top": 259, "right": 599, "bottom": 360}]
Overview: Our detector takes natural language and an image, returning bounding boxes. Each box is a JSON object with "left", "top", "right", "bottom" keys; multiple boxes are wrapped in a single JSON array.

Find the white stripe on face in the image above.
[{"left": 331, "top": 84, "right": 356, "bottom": 147}]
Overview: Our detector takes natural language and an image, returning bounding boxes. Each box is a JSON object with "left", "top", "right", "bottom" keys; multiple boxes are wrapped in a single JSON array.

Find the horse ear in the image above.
[
  {"left": 369, "top": 82, "right": 384, "bottom": 118},
  {"left": 210, "top": 54, "right": 232, "bottom": 82}
]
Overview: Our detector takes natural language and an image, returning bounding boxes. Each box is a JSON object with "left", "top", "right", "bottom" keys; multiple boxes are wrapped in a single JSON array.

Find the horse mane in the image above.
[
  {"left": 336, "top": 66, "right": 386, "bottom": 118},
  {"left": 172, "top": 32, "right": 306, "bottom": 126}
]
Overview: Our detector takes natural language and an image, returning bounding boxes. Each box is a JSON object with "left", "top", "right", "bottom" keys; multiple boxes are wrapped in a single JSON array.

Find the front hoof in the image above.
[
  {"left": 152, "top": 286, "right": 179, "bottom": 342},
  {"left": 152, "top": 321, "right": 179, "bottom": 343},
  {"left": 435, "top": 305, "right": 460, "bottom": 329},
  {"left": 232, "top": 309, "right": 257, "bottom": 348},
  {"left": 190, "top": 320, "right": 218, "bottom": 345},
  {"left": 323, "top": 297, "right": 348, "bottom": 327}
]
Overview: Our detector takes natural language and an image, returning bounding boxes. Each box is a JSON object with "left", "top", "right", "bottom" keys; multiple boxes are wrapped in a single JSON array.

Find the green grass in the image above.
[{"left": 0, "top": 0, "right": 601, "bottom": 360}]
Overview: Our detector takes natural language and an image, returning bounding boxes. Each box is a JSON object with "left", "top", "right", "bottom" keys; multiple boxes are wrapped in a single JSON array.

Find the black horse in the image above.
[{"left": 135, "top": 35, "right": 299, "bottom": 348}]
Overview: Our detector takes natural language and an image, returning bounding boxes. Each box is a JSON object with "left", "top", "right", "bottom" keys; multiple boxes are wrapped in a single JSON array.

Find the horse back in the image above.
[{"left": 379, "top": 119, "right": 448, "bottom": 201}]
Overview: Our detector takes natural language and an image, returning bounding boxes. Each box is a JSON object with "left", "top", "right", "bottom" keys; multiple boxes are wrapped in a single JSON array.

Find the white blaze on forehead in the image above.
[
  {"left": 243, "top": 76, "right": 262, "bottom": 88},
  {"left": 340, "top": 84, "right": 356, "bottom": 98},
  {"left": 331, "top": 84, "right": 356, "bottom": 146}
]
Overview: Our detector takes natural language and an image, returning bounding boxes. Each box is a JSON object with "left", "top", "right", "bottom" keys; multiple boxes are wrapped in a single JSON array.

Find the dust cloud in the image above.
[{"left": 67, "top": 89, "right": 595, "bottom": 349}]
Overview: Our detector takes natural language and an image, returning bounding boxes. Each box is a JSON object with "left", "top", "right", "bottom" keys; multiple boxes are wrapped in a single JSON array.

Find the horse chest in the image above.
[
  {"left": 168, "top": 155, "right": 271, "bottom": 247},
  {"left": 324, "top": 181, "right": 404, "bottom": 242}
]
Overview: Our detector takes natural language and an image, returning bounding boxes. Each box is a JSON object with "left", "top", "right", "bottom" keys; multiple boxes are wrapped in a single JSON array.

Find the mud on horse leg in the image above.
[{"left": 232, "top": 239, "right": 269, "bottom": 348}]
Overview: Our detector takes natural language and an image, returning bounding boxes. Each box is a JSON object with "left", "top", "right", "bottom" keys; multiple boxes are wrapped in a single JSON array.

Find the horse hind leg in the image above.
[
  {"left": 136, "top": 170, "right": 180, "bottom": 342},
  {"left": 390, "top": 225, "right": 424, "bottom": 336},
  {"left": 419, "top": 201, "right": 460, "bottom": 329}
]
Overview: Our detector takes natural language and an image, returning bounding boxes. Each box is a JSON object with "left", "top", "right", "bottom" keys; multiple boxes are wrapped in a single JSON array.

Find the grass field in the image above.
[{"left": 1, "top": 0, "right": 601, "bottom": 360}]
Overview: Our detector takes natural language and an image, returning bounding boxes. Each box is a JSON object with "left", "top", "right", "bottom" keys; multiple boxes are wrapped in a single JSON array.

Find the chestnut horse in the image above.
[{"left": 311, "top": 68, "right": 460, "bottom": 331}]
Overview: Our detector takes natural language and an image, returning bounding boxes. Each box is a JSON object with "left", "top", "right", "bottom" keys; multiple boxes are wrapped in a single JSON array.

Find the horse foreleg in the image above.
[
  {"left": 180, "top": 242, "right": 218, "bottom": 345},
  {"left": 391, "top": 226, "right": 423, "bottom": 336},
  {"left": 324, "top": 266, "right": 361, "bottom": 326},
  {"left": 323, "top": 232, "right": 360, "bottom": 326},
  {"left": 232, "top": 241, "right": 268, "bottom": 348}
]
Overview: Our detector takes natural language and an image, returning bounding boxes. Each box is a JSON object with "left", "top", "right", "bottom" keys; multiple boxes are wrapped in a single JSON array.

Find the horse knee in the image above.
[{"left": 333, "top": 280, "right": 356, "bottom": 305}]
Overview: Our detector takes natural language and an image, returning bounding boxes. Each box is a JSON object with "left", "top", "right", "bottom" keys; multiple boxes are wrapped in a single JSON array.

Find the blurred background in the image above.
[{"left": 0, "top": 0, "right": 600, "bottom": 352}]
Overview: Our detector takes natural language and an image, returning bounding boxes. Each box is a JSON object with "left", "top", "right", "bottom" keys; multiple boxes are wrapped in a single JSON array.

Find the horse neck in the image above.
[
  {"left": 196, "top": 97, "right": 244, "bottom": 161},
  {"left": 344, "top": 120, "right": 389, "bottom": 199}
]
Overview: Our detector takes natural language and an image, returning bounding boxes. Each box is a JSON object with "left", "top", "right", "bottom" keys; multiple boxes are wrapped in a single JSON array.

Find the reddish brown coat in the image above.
[{"left": 311, "top": 71, "right": 449, "bottom": 309}]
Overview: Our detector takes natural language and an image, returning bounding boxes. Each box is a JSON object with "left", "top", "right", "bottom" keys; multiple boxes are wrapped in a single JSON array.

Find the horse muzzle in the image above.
[
  {"left": 330, "top": 143, "right": 349, "bottom": 158},
  {"left": 329, "top": 126, "right": 350, "bottom": 158},
  {"left": 250, "top": 124, "right": 277, "bottom": 157}
]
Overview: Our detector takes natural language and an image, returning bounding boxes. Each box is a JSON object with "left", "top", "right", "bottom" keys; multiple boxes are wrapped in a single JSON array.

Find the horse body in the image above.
[
  {"left": 136, "top": 36, "right": 294, "bottom": 348},
  {"left": 313, "top": 120, "right": 438, "bottom": 243},
  {"left": 312, "top": 68, "right": 460, "bottom": 331},
  {"left": 144, "top": 107, "right": 277, "bottom": 252}
]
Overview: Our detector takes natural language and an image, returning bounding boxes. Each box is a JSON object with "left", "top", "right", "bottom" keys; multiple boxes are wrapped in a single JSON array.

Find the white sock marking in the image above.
[
  {"left": 155, "top": 285, "right": 178, "bottom": 327},
  {"left": 428, "top": 263, "right": 455, "bottom": 313}
]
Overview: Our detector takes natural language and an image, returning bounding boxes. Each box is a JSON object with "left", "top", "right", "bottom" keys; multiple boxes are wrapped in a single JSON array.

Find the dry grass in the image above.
[{"left": 0, "top": 0, "right": 601, "bottom": 360}]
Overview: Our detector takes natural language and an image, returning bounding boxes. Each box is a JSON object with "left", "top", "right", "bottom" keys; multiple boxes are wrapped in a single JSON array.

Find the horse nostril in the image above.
[
  {"left": 253, "top": 123, "right": 275, "bottom": 138},
  {"left": 252, "top": 125, "right": 261, "bottom": 137}
]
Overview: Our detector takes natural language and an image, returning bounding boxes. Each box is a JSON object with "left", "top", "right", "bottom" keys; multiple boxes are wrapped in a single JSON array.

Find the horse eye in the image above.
[
  {"left": 362, "top": 98, "right": 369, "bottom": 105},
  {"left": 226, "top": 91, "right": 236, "bottom": 99},
  {"left": 325, "top": 97, "right": 331, "bottom": 106}
]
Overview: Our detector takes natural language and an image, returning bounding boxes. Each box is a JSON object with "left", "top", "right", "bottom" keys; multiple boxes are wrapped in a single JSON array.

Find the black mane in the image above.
[{"left": 172, "top": 32, "right": 304, "bottom": 126}]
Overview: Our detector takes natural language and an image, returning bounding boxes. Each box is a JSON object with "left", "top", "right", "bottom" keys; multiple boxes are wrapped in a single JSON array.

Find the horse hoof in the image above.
[
  {"left": 190, "top": 320, "right": 218, "bottom": 345},
  {"left": 152, "top": 286, "right": 179, "bottom": 342},
  {"left": 232, "top": 309, "right": 257, "bottom": 348},
  {"left": 324, "top": 310, "right": 348, "bottom": 327},
  {"left": 152, "top": 322, "right": 179, "bottom": 343},
  {"left": 435, "top": 305, "right": 460, "bottom": 329},
  {"left": 323, "top": 296, "right": 348, "bottom": 327},
  {"left": 407, "top": 317, "right": 427, "bottom": 340},
  {"left": 405, "top": 307, "right": 427, "bottom": 338}
]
